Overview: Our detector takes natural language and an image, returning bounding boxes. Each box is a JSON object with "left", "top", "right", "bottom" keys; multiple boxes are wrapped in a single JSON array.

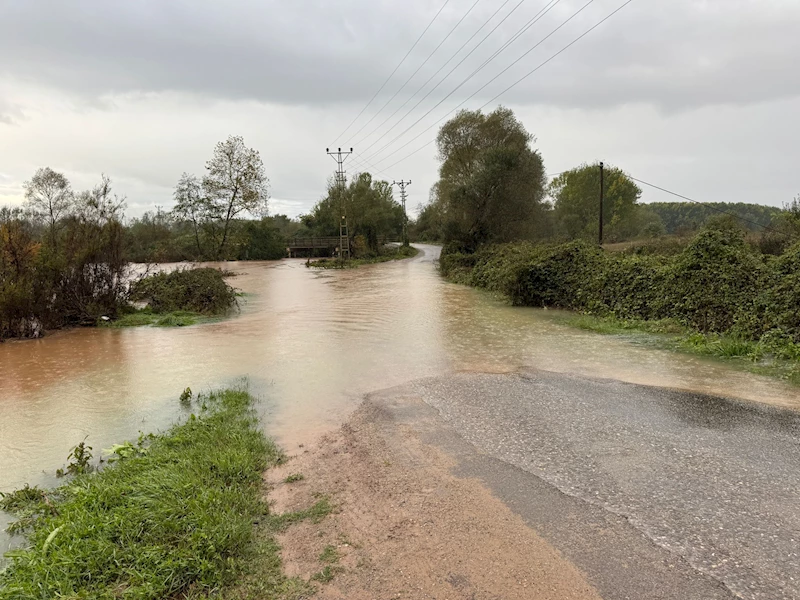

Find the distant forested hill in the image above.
[{"left": 646, "top": 202, "right": 782, "bottom": 233}]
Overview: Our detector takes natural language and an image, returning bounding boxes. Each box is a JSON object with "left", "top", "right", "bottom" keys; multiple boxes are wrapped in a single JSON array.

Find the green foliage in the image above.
[
  {"left": 267, "top": 498, "right": 333, "bottom": 532},
  {"left": 103, "top": 310, "right": 203, "bottom": 328},
  {"left": 0, "top": 387, "right": 284, "bottom": 600},
  {"left": 549, "top": 163, "right": 643, "bottom": 242},
  {"left": 130, "top": 267, "right": 237, "bottom": 315},
  {"left": 664, "top": 228, "right": 765, "bottom": 333},
  {"left": 434, "top": 107, "right": 547, "bottom": 251},
  {"left": 310, "top": 566, "right": 341, "bottom": 583},
  {"left": 318, "top": 545, "right": 340, "bottom": 564},
  {"left": 647, "top": 201, "right": 782, "bottom": 235},
  {"left": 441, "top": 223, "right": 800, "bottom": 367},
  {"left": 55, "top": 438, "right": 94, "bottom": 478},
  {"left": 179, "top": 387, "right": 193, "bottom": 404},
  {"left": 1, "top": 174, "right": 128, "bottom": 340},
  {"left": 760, "top": 241, "right": 800, "bottom": 341},
  {"left": 283, "top": 473, "right": 305, "bottom": 483},
  {"left": 410, "top": 200, "right": 444, "bottom": 242},
  {"left": 0, "top": 486, "right": 57, "bottom": 536},
  {"left": 235, "top": 218, "right": 287, "bottom": 260},
  {"left": 308, "top": 173, "right": 403, "bottom": 256},
  {"left": 308, "top": 244, "right": 418, "bottom": 269}
]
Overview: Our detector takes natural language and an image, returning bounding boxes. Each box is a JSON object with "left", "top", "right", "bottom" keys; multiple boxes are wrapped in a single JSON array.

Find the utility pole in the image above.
[
  {"left": 599, "top": 161, "right": 605, "bottom": 246},
  {"left": 392, "top": 180, "right": 411, "bottom": 246},
  {"left": 326, "top": 147, "right": 353, "bottom": 263}
]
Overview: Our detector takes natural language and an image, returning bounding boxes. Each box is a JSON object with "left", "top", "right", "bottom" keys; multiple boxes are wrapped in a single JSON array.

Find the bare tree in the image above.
[
  {"left": 75, "top": 174, "right": 126, "bottom": 224},
  {"left": 172, "top": 172, "right": 206, "bottom": 257},
  {"left": 23, "top": 167, "right": 74, "bottom": 246},
  {"left": 202, "top": 135, "right": 269, "bottom": 258}
]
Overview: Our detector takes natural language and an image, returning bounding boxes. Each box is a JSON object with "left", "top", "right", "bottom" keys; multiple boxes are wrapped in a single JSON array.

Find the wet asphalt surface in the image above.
[{"left": 406, "top": 370, "right": 800, "bottom": 600}]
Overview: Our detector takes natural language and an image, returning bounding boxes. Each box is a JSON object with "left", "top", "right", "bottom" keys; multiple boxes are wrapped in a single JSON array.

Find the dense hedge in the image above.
[
  {"left": 440, "top": 228, "right": 800, "bottom": 344},
  {"left": 130, "top": 268, "right": 237, "bottom": 315}
]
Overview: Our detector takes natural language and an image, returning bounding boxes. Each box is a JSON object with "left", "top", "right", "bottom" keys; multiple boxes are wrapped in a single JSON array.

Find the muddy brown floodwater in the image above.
[{"left": 0, "top": 245, "right": 798, "bottom": 555}]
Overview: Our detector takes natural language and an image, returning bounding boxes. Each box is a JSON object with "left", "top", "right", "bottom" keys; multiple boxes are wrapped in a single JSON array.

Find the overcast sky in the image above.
[{"left": 1, "top": 0, "right": 798, "bottom": 219}]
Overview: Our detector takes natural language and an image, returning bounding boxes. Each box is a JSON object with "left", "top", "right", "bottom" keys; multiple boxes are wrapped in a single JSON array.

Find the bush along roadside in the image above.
[
  {"left": 0, "top": 387, "right": 330, "bottom": 600},
  {"left": 108, "top": 267, "right": 238, "bottom": 328},
  {"left": 439, "top": 227, "right": 800, "bottom": 383}
]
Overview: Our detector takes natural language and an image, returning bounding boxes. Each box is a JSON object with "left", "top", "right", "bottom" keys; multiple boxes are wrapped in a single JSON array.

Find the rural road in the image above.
[{"left": 404, "top": 370, "right": 800, "bottom": 600}]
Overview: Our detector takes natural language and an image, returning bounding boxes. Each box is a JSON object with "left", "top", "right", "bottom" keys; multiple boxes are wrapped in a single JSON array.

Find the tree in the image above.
[
  {"left": 172, "top": 173, "right": 205, "bottom": 256},
  {"left": 310, "top": 173, "right": 403, "bottom": 255},
  {"left": 23, "top": 167, "right": 74, "bottom": 246},
  {"left": 549, "top": 163, "right": 642, "bottom": 242},
  {"left": 434, "top": 107, "right": 547, "bottom": 251},
  {"left": 202, "top": 136, "right": 269, "bottom": 258}
]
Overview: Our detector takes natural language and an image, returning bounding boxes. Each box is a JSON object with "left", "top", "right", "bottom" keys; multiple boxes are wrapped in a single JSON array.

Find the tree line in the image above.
[{"left": 411, "top": 106, "right": 796, "bottom": 251}]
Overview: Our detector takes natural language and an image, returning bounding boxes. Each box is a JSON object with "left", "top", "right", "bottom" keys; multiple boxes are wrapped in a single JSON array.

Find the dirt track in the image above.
[{"left": 267, "top": 392, "right": 602, "bottom": 600}]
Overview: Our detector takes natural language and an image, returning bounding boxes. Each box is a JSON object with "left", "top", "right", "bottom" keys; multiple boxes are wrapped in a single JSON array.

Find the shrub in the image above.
[
  {"left": 663, "top": 229, "right": 765, "bottom": 333},
  {"left": 513, "top": 241, "right": 605, "bottom": 309},
  {"left": 761, "top": 242, "right": 800, "bottom": 342},
  {"left": 440, "top": 226, "right": 800, "bottom": 348},
  {"left": 130, "top": 268, "right": 237, "bottom": 315}
]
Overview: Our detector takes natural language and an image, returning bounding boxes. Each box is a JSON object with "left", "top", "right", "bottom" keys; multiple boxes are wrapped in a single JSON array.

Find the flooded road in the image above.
[{"left": 1, "top": 245, "right": 799, "bottom": 562}]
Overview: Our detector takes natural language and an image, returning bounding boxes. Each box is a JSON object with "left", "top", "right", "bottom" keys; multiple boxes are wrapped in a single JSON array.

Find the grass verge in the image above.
[
  {"left": 0, "top": 387, "right": 314, "bottom": 599},
  {"left": 308, "top": 245, "right": 419, "bottom": 269},
  {"left": 563, "top": 313, "right": 800, "bottom": 384}
]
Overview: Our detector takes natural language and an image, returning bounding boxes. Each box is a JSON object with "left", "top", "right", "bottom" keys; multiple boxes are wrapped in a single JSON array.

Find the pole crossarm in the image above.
[
  {"left": 326, "top": 148, "right": 353, "bottom": 262},
  {"left": 392, "top": 179, "right": 412, "bottom": 246}
]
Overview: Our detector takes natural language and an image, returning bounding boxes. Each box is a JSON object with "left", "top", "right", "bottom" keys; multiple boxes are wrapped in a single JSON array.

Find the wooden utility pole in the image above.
[
  {"left": 392, "top": 180, "right": 411, "bottom": 246},
  {"left": 326, "top": 147, "right": 353, "bottom": 263},
  {"left": 599, "top": 161, "right": 605, "bottom": 246}
]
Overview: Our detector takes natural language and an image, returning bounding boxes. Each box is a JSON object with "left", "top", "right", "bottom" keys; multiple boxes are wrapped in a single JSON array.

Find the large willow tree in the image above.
[{"left": 433, "top": 107, "right": 547, "bottom": 252}]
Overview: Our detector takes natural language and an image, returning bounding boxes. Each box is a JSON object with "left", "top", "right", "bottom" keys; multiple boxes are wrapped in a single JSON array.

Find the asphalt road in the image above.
[{"left": 397, "top": 369, "right": 800, "bottom": 600}]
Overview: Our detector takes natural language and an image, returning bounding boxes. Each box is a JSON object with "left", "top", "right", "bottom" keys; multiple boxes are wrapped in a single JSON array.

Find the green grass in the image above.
[
  {"left": 308, "top": 245, "right": 419, "bottom": 269},
  {"left": 567, "top": 314, "right": 686, "bottom": 336},
  {"left": 318, "top": 545, "right": 340, "bottom": 564},
  {"left": 102, "top": 309, "right": 207, "bottom": 328},
  {"left": 563, "top": 313, "right": 800, "bottom": 385},
  {"left": 0, "top": 387, "right": 316, "bottom": 600},
  {"left": 283, "top": 473, "right": 305, "bottom": 483},
  {"left": 267, "top": 497, "right": 333, "bottom": 532},
  {"left": 310, "top": 566, "right": 342, "bottom": 583}
]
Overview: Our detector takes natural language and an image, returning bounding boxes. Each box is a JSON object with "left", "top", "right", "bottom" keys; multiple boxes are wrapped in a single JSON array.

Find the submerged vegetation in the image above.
[
  {"left": 0, "top": 387, "right": 334, "bottom": 600},
  {"left": 441, "top": 224, "right": 800, "bottom": 382},
  {"left": 130, "top": 267, "right": 237, "bottom": 315},
  {"left": 308, "top": 244, "right": 418, "bottom": 269}
]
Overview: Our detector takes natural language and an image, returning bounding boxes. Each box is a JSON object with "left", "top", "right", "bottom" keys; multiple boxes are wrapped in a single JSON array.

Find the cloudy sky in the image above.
[{"left": 1, "top": 0, "right": 798, "bottom": 219}]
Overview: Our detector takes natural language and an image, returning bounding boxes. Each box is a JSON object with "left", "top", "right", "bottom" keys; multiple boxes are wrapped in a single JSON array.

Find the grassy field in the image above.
[{"left": 0, "top": 387, "right": 331, "bottom": 599}]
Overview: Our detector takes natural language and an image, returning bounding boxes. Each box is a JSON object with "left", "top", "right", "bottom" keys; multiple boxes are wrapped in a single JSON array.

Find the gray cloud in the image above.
[
  {"left": 0, "top": 0, "right": 798, "bottom": 219},
  {"left": 2, "top": 0, "right": 798, "bottom": 113}
]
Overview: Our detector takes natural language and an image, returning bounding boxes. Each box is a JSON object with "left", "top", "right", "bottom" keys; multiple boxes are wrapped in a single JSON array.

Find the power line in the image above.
[
  {"left": 332, "top": 0, "right": 453, "bottom": 145},
  {"left": 350, "top": 153, "right": 393, "bottom": 179},
  {"left": 350, "top": 0, "right": 515, "bottom": 148},
  {"left": 363, "top": 0, "right": 593, "bottom": 164},
  {"left": 356, "top": 0, "right": 532, "bottom": 156},
  {"left": 345, "top": 0, "right": 485, "bottom": 146},
  {"left": 628, "top": 175, "right": 784, "bottom": 234},
  {"left": 377, "top": 0, "right": 634, "bottom": 171},
  {"left": 467, "top": 0, "right": 563, "bottom": 91}
]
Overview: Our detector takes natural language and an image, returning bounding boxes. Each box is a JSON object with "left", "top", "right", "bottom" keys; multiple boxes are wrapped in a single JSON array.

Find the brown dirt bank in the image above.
[{"left": 266, "top": 389, "right": 602, "bottom": 600}]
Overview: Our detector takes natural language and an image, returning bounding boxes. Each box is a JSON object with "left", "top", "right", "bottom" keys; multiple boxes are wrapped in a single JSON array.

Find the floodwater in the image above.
[{"left": 1, "top": 244, "right": 798, "bottom": 553}]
